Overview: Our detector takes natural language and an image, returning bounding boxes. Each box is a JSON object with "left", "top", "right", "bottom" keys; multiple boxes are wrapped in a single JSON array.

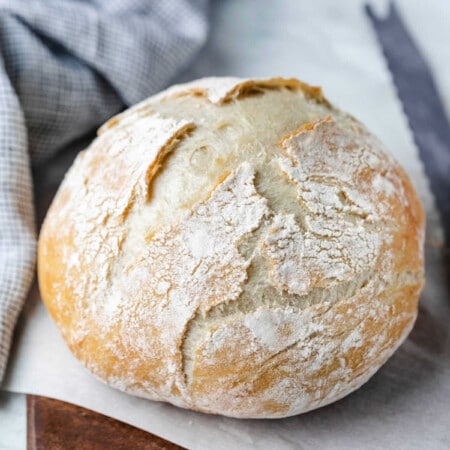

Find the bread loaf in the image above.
[{"left": 38, "top": 77, "right": 425, "bottom": 418}]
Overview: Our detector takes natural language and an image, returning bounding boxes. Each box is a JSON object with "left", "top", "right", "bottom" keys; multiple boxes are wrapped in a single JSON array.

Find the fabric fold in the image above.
[{"left": 0, "top": 0, "right": 209, "bottom": 382}]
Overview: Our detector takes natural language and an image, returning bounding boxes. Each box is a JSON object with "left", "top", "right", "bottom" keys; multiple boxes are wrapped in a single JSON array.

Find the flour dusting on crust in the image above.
[
  {"left": 112, "top": 163, "right": 269, "bottom": 397},
  {"left": 99, "top": 77, "right": 328, "bottom": 135},
  {"left": 42, "top": 113, "right": 193, "bottom": 315},
  {"left": 263, "top": 117, "right": 399, "bottom": 295},
  {"left": 152, "top": 76, "right": 325, "bottom": 104},
  {"left": 38, "top": 77, "right": 425, "bottom": 419}
]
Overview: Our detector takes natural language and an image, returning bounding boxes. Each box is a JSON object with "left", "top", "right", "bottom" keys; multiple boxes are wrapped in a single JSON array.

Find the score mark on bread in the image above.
[{"left": 38, "top": 77, "right": 424, "bottom": 418}]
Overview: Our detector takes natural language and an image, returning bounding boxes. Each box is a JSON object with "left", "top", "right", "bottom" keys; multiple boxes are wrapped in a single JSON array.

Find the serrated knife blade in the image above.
[{"left": 366, "top": 2, "right": 450, "bottom": 245}]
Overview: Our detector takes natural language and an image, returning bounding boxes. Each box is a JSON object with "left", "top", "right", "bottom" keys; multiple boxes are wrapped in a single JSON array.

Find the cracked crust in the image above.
[
  {"left": 38, "top": 77, "right": 424, "bottom": 418},
  {"left": 98, "top": 77, "right": 330, "bottom": 135}
]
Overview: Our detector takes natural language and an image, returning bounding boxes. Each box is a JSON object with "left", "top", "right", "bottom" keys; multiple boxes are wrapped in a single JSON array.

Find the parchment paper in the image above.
[{"left": 2, "top": 1, "right": 450, "bottom": 448}]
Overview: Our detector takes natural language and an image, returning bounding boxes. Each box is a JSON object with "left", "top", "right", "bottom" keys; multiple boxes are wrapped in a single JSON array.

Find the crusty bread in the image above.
[{"left": 38, "top": 77, "right": 425, "bottom": 418}]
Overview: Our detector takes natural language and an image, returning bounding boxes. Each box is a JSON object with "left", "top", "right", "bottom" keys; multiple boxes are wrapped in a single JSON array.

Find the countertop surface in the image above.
[{"left": 0, "top": 392, "right": 25, "bottom": 450}]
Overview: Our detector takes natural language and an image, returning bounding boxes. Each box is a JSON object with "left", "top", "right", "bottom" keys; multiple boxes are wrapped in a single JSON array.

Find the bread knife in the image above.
[{"left": 366, "top": 2, "right": 450, "bottom": 245}]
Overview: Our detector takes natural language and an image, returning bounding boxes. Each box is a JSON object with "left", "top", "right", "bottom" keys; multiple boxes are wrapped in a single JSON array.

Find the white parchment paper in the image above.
[{"left": 3, "top": 1, "right": 450, "bottom": 448}]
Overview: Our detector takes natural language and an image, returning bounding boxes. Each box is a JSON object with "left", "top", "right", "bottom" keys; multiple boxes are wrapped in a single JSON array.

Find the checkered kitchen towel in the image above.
[{"left": 0, "top": 0, "right": 208, "bottom": 381}]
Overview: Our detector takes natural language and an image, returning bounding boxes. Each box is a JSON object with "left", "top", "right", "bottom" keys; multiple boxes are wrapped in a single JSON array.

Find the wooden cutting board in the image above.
[{"left": 27, "top": 395, "right": 185, "bottom": 450}]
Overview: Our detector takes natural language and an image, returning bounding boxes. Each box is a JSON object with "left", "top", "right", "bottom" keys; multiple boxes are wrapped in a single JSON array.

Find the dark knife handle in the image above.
[{"left": 27, "top": 395, "right": 185, "bottom": 450}]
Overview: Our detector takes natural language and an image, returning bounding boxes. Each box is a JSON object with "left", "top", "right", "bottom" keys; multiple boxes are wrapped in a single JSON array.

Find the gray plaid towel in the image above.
[{"left": 0, "top": 0, "right": 208, "bottom": 381}]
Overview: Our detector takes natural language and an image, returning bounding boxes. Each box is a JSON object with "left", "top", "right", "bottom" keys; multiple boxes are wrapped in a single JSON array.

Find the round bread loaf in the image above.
[{"left": 38, "top": 77, "right": 425, "bottom": 418}]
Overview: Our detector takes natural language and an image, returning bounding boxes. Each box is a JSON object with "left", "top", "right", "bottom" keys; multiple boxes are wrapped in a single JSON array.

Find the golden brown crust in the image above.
[
  {"left": 98, "top": 77, "right": 331, "bottom": 136},
  {"left": 174, "top": 77, "right": 328, "bottom": 105},
  {"left": 190, "top": 277, "right": 421, "bottom": 417},
  {"left": 38, "top": 77, "right": 424, "bottom": 419}
]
